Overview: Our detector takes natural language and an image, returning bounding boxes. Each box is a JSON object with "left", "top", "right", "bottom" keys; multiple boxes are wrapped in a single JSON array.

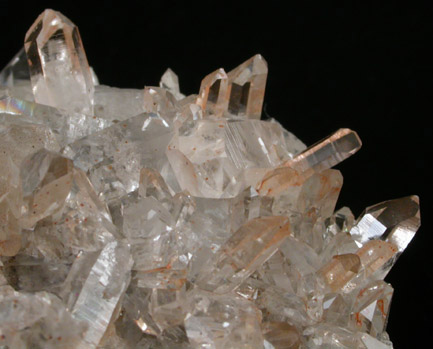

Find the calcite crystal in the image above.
[{"left": 0, "top": 9, "right": 421, "bottom": 348}]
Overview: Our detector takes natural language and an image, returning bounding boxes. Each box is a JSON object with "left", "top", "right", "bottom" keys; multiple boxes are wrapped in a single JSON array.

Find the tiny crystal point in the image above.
[{"left": 24, "top": 9, "right": 94, "bottom": 114}]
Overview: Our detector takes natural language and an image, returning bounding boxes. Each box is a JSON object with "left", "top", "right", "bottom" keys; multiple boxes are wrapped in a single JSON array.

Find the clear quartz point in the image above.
[
  {"left": 0, "top": 47, "right": 30, "bottom": 87},
  {"left": 61, "top": 240, "right": 133, "bottom": 347},
  {"left": 350, "top": 195, "right": 420, "bottom": 252},
  {"left": 167, "top": 118, "right": 299, "bottom": 198},
  {"left": 196, "top": 68, "right": 229, "bottom": 116},
  {"left": 226, "top": 54, "right": 268, "bottom": 119},
  {"left": 257, "top": 128, "right": 361, "bottom": 196},
  {"left": 160, "top": 68, "right": 185, "bottom": 100},
  {"left": 349, "top": 280, "right": 393, "bottom": 338},
  {"left": 24, "top": 9, "right": 94, "bottom": 114},
  {"left": 196, "top": 216, "right": 291, "bottom": 294}
]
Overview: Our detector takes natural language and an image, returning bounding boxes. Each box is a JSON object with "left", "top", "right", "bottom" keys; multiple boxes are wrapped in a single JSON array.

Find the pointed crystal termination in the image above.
[
  {"left": 196, "top": 68, "right": 229, "bottom": 116},
  {"left": 350, "top": 195, "right": 420, "bottom": 252},
  {"left": 223, "top": 54, "right": 268, "bottom": 119},
  {"left": 159, "top": 68, "right": 185, "bottom": 100},
  {"left": 63, "top": 240, "right": 133, "bottom": 347},
  {"left": 257, "top": 128, "right": 361, "bottom": 196},
  {"left": 226, "top": 54, "right": 268, "bottom": 119},
  {"left": 349, "top": 280, "right": 393, "bottom": 338},
  {"left": 356, "top": 240, "right": 399, "bottom": 280},
  {"left": 196, "top": 216, "right": 291, "bottom": 294},
  {"left": 0, "top": 47, "right": 30, "bottom": 87},
  {"left": 319, "top": 240, "right": 399, "bottom": 294},
  {"left": 24, "top": 9, "right": 94, "bottom": 114},
  {"left": 317, "top": 253, "right": 362, "bottom": 292}
]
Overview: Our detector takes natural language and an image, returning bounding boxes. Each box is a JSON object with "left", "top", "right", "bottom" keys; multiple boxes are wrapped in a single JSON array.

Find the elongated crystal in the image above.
[
  {"left": 318, "top": 253, "right": 362, "bottom": 292},
  {"left": 63, "top": 240, "right": 133, "bottom": 347},
  {"left": 257, "top": 129, "right": 361, "bottom": 196},
  {"left": 196, "top": 68, "right": 229, "bottom": 116},
  {"left": 24, "top": 9, "right": 94, "bottom": 114},
  {"left": 350, "top": 195, "right": 420, "bottom": 252},
  {"left": 349, "top": 280, "right": 393, "bottom": 337},
  {"left": 226, "top": 54, "right": 268, "bottom": 119},
  {"left": 196, "top": 216, "right": 291, "bottom": 293},
  {"left": 356, "top": 240, "right": 398, "bottom": 280}
]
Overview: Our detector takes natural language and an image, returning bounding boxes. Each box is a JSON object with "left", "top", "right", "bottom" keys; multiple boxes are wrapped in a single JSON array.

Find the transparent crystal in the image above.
[
  {"left": 0, "top": 95, "right": 111, "bottom": 146},
  {"left": 0, "top": 287, "right": 87, "bottom": 348},
  {"left": 160, "top": 68, "right": 185, "bottom": 100},
  {"left": 0, "top": 10, "right": 422, "bottom": 348},
  {"left": 19, "top": 149, "right": 118, "bottom": 262},
  {"left": 226, "top": 54, "right": 268, "bottom": 119},
  {"left": 24, "top": 9, "right": 94, "bottom": 114},
  {"left": 196, "top": 68, "right": 229, "bottom": 116},
  {"left": 93, "top": 85, "right": 145, "bottom": 121},
  {"left": 63, "top": 113, "right": 174, "bottom": 202},
  {"left": 196, "top": 216, "right": 291, "bottom": 293},
  {"left": 185, "top": 289, "right": 263, "bottom": 348},
  {"left": 350, "top": 195, "right": 420, "bottom": 252},
  {"left": 167, "top": 118, "right": 301, "bottom": 198},
  {"left": 61, "top": 240, "right": 133, "bottom": 347},
  {"left": 257, "top": 129, "right": 361, "bottom": 196},
  {"left": 0, "top": 48, "right": 30, "bottom": 87},
  {"left": 348, "top": 280, "right": 393, "bottom": 338}
]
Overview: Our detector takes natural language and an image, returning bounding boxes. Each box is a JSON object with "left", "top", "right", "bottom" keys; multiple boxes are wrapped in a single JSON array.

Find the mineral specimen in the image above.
[{"left": 0, "top": 9, "right": 420, "bottom": 348}]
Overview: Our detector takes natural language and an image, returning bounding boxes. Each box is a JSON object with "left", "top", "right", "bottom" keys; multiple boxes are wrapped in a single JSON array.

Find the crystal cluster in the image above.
[{"left": 0, "top": 9, "right": 420, "bottom": 348}]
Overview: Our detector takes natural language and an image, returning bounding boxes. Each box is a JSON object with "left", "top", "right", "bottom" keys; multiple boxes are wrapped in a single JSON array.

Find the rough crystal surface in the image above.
[{"left": 0, "top": 9, "right": 421, "bottom": 348}]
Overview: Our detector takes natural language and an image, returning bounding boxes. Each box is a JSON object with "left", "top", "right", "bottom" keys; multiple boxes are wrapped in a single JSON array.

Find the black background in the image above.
[{"left": 0, "top": 1, "right": 431, "bottom": 347}]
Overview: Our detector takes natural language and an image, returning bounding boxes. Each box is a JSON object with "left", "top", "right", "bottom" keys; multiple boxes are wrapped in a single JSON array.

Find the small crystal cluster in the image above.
[{"left": 0, "top": 9, "right": 420, "bottom": 348}]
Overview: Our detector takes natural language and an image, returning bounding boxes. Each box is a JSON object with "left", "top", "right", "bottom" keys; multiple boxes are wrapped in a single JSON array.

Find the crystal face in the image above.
[{"left": 0, "top": 9, "right": 421, "bottom": 348}]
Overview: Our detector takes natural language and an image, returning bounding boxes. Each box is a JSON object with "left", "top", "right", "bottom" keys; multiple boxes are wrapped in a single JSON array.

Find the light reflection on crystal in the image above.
[
  {"left": 24, "top": 9, "right": 94, "bottom": 114},
  {"left": 0, "top": 9, "right": 421, "bottom": 348}
]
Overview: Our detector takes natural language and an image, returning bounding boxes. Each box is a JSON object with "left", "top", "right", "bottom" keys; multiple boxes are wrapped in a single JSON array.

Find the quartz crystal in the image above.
[
  {"left": 0, "top": 9, "right": 421, "bottom": 348},
  {"left": 24, "top": 9, "right": 94, "bottom": 114}
]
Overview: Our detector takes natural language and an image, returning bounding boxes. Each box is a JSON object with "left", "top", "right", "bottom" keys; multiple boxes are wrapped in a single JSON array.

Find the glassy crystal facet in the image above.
[{"left": 0, "top": 9, "right": 420, "bottom": 348}]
